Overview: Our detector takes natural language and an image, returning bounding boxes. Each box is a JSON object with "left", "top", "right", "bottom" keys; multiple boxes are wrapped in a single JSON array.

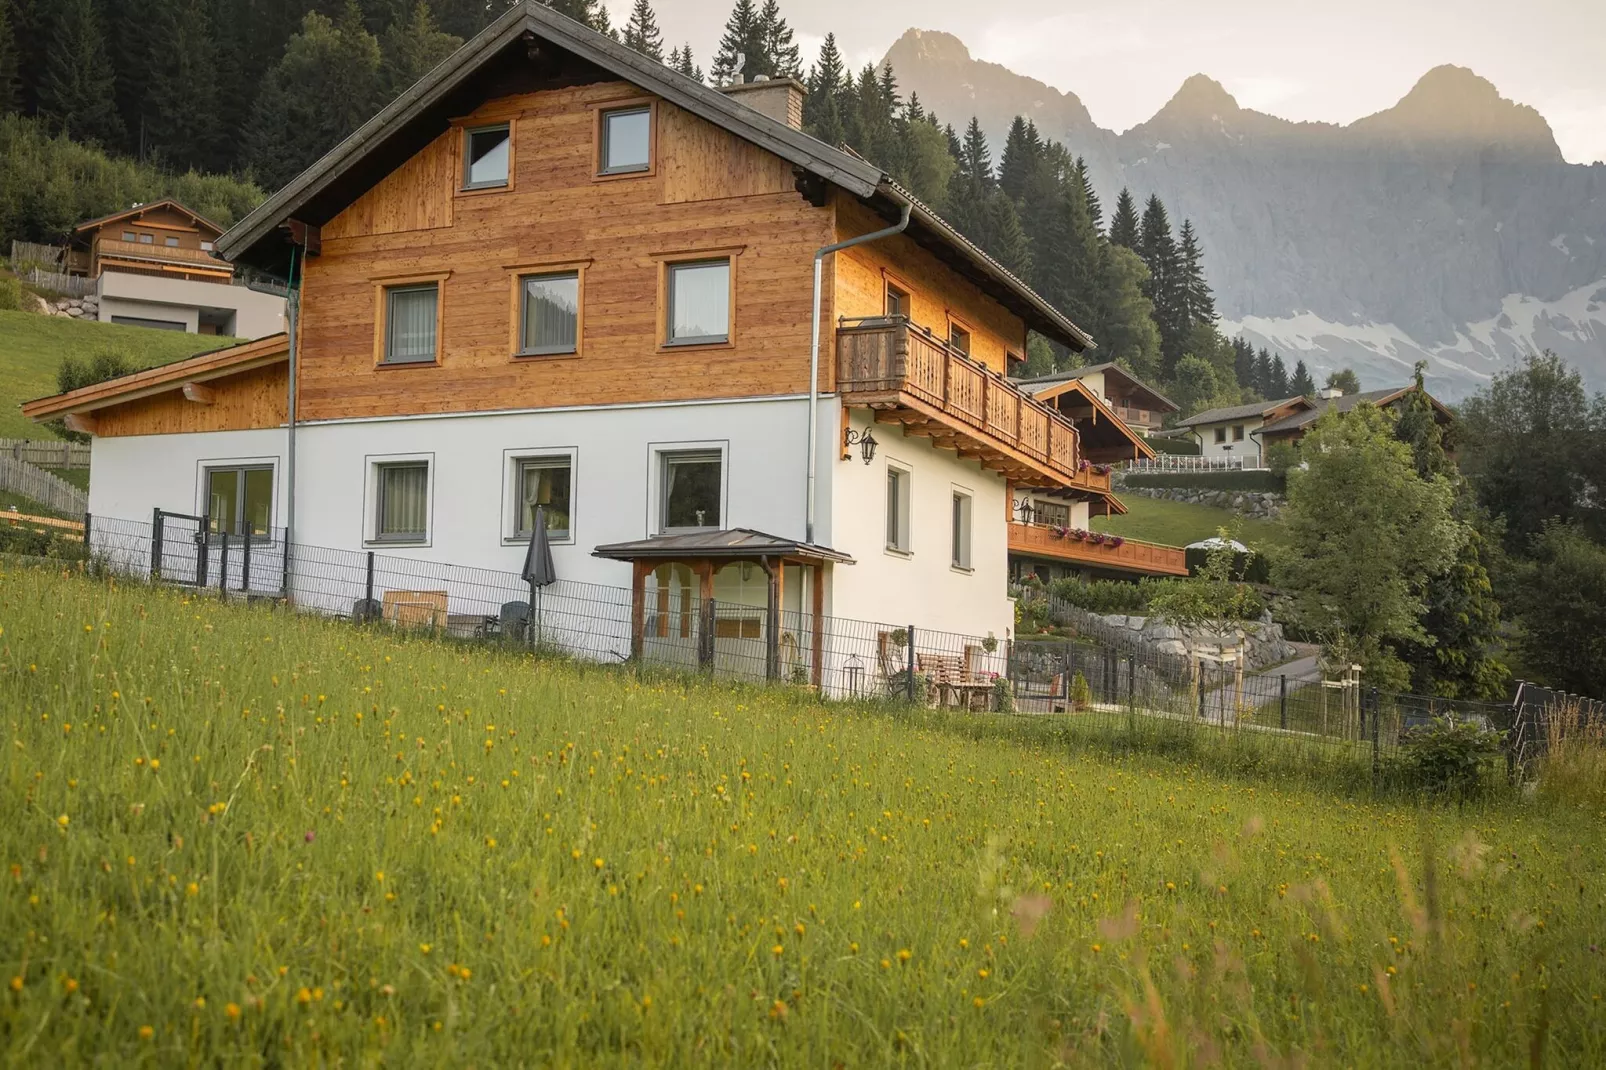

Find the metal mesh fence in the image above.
[{"left": 69, "top": 512, "right": 1549, "bottom": 784}]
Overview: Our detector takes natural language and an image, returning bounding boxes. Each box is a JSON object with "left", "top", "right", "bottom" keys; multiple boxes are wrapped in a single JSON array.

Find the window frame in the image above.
[
  {"left": 366, "top": 454, "right": 434, "bottom": 547},
  {"left": 951, "top": 488, "right": 973, "bottom": 571},
  {"left": 372, "top": 272, "right": 450, "bottom": 368},
  {"left": 138, "top": 233, "right": 154, "bottom": 244},
  {"left": 503, "top": 447, "right": 578, "bottom": 545},
  {"left": 1232, "top": 424, "right": 1246, "bottom": 442},
  {"left": 659, "top": 254, "right": 738, "bottom": 349},
  {"left": 592, "top": 98, "right": 657, "bottom": 180},
  {"left": 505, "top": 260, "right": 589, "bottom": 360},
  {"left": 650, "top": 441, "right": 728, "bottom": 536},
  {"left": 164, "top": 236, "right": 181, "bottom": 248},
  {"left": 121, "top": 230, "right": 138, "bottom": 242},
  {"left": 460, "top": 122, "right": 513, "bottom": 192},
  {"left": 884, "top": 279, "right": 910, "bottom": 319},
  {"left": 947, "top": 318, "right": 972, "bottom": 356},
  {"left": 885, "top": 461, "right": 913, "bottom": 556},
  {"left": 1214, "top": 426, "right": 1228, "bottom": 444},
  {"left": 200, "top": 462, "right": 276, "bottom": 541}
]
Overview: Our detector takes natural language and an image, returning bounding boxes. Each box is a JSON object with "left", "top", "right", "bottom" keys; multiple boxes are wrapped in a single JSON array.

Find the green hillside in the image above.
[
  {"left": 0, "top": 311, "right": 238, "bottom": 439},
  {"left": 1092, "top": 493, "right": 1287, "bottom": 550}
]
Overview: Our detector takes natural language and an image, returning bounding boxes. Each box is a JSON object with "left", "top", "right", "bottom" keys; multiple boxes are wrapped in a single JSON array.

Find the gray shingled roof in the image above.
[
  {"left": 592, "top": 529, "right": 854, "bottom": 563},
  {"left": 1175, "top": 396, "right": 1309, "bottom": 428},
  {"left": 215, "top": 1, "right": 1093, "bottom": 351},
  {"left": 1014, "top": 363, "right": 1176, "bottom": 410},
  {"left": 1258, "top": 388, "right": 1408, "bottom": 433}
]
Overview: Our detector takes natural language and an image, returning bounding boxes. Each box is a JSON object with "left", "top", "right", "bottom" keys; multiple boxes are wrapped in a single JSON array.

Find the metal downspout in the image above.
[
  {"left": 281, "top": 247, "right": 301, "bottom": 597},
  {"left": 805, "top": 201, "right": 912, "bottom": 545}
]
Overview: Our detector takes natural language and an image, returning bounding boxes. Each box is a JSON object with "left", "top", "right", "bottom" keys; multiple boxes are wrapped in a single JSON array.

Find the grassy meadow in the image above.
[
  {"left": 1093, "top": 494, "right": 1287, "bottom": 551},
  {"left": 2, "top": 565, "right": 1603, "bottom": 1065},
  {"left": 0, "top": 310, "right": 237, "bottom": 439}
]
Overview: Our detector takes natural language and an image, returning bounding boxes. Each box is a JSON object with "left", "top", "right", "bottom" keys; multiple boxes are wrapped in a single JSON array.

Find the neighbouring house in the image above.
[
  {"left": 1173, "top": 396, "right": 1312, "bottom": 466},
  {"left": 1256, "top": 385, "right": 1455, "bottom": 451},
  {"left": 66, "top": 199, "right": 285, "bottom": 338},
  {"left": 1015, "top": 363, "right": 1177, "bottom": 437},
  {"left": 22, "top": 3, "right": 1189, "bottom": 682}
]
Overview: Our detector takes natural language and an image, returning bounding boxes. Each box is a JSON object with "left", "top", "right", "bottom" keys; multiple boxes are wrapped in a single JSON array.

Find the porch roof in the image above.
[{"left": 592, "top": 529, "right": 854, "bottom": 565}]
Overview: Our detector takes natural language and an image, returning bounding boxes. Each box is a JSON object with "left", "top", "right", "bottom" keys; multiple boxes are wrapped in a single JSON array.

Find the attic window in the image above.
[
  {"left": 600, "top": 106, "right": 652, "bottom": 174},
  {"left": 463, "top": 124, "right": 510, "bottom": 189}
]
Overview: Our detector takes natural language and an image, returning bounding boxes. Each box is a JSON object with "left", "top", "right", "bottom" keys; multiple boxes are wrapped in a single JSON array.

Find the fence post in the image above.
[
  {"left": 1126, "top": 656, "right": 1136, "bottom": 712},
  {"left": 699, "top": 598, "right": 715, "bottom": 671},
  {"left": 197, "top": 515, "right": 210, "bottom": 589},
  {"left": 906, "top": 624, "right": 917, "bottom": 703},
  {"left": 241, "top": 532, "right": 251, "bottom": 593},
  {"left": 150, "top": 508, "right": 163, "bottom": 580},
  {"left": 218, "top": 532, "right": 229, "bottom": 597},
  {"left": 1370, "top": 688, "right": 1381, "bottom": 785},
  {"left": 82, "top": 512, "right": 92, "bottom": 555},
  {"left": 364, "top": 551, "right": 375, "bottom": 614},
  {"left": 1279, "top": 674, "right": 1288, "bottom": 730}
]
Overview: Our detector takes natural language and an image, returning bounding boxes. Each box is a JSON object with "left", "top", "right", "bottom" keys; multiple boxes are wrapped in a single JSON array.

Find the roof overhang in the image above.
[
  {"left": 21, "top": 334, "right": 289, "bottom": 422},
  {"left": 1029, "top": 380, "right": 1156, "bottom": 460},
  {"left": 593, "top": 529, "right": 854, "bottom": 565},
  {"left": 75, "top": 199, "right": 225, "bottom": 238},
  {"left": 214, "top": 2, "right": 1091, "bottom": 352}
]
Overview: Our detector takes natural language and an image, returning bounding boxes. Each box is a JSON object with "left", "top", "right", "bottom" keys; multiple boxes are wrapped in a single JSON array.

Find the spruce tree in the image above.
[
  {"left": 379, "top": 1, "right": 461, "bottom": 100},
  {"left": 0, "top": 0, "right": 19, "bottom": 116},
  {"left": 1107, "top": 188, "right": 1139, "bottom": 249},
  {"left": 756, "top": 0, "right": 800, "bottom": 78},
  {"left": 143, "top": 0, "right": 223, "bottom": 170},
  {"left": 1252, "top": 348, "right": 1272, "bottom": 395},
  {"left": 1097, "top": 245, "right": 1162, "bottom": 383},
  {"left": 1038, "top": 159, "right": 1101, "bottom": 338},
  {"left": 942, "top": 117, "right": 994, "bottom": 244},
  {"left": 621, "top": 0, "right": 662, "bottom": 61},
  {"left": 899, "top": 108, "right": 954, "bottom": 213},
  {"left": 711, "top": 0, "right": 762, "bottom": 85},
  {"left": 1177, "top": 219, "right": 1215, "bottom": 327},
  {"left": 1072, "top": 156, "right": 1101, "bottom": 233},
  {"left": 668, "top": 44, "right": 703, "bottom": 81},
  {"left": 39, "top": 0, "right": 124, "bottom": 145},
  {"left": 802, "top": 33, "right": 846, "bottom": 145},
  {"left": 1138, "top": 194, "right": 1185, "bottom": 376},
  {"left": 997, "top": 115, "right": 1040, "bottom": 205},
  {"left": 1233, "top": 337, "right": 1255, "bottom": 390},
  {"left": 1269, "top": 354, "right": 1290, "bottom": 397},
  {"left": 982, "top": 189, "right": 1031, "bottom": 279},
  {"left": 546, "top": 0, "right": 614, "bottom": 37},
  {"left": 1289, "top": 359, "right": 1316, "bottom": 399}
]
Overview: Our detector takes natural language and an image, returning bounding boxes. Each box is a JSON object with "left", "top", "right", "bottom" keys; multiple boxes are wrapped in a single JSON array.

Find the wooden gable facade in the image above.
[{"left": 72, "top": 200, "right": 232, "bottom": 283}]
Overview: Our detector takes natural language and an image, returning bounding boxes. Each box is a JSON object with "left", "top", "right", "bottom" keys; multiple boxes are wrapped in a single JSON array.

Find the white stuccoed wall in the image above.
[
  {"left": 825, "top": 407, "right": 1013, "bottom": 642},
  {"left": 1194, "top": 418, "right": 1263, "bottom": 464}
]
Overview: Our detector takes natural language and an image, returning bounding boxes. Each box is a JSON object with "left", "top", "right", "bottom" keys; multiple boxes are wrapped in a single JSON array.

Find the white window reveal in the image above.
[
  {"left": 205, "top": 466, "right": 273, "bottom": 537},
  {"left": 375, "top": 462, "right": 429, "bottom": 542},
  {"left": 516, "top": 457, "right": 573, "bottom": 541},
  {"left": 951, "top": 490, "right": 972, "bottom": 570},
  {"left": 463, "top": 124, "right": 510, "bottom": 188},
  {"left": 666, "top": 259, "right": 730, "bottom": 345},
  {"left": 600, "top": 106, "right": 651, "bottom": 174},
  {"left": 661, "top": 450, "right": 722, "bottom": 532},
  {"left": 384, "top": 284, "right": 438, "bottom": 364},
  {"left": 886, "top": 465, "right": 912, "bottom": 553},
  {"left": 518, "top": 272, "right": 579, "bottom": 355}
]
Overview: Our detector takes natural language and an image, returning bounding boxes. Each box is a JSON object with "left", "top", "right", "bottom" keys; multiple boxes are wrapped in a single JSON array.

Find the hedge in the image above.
[{"left": 1121, "top": 469, "right": 1286, "bottom": 493}]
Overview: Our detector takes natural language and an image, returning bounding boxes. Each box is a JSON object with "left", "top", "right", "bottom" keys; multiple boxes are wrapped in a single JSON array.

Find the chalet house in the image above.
[
  {"left": 1173, "top": 396, "right": 1312, "bottom": 466},
  {"left": 1256, "top": 385, "right": 1455, "bottom": 450},
  {"left": 24, "top": 2, "right": 1193, "bottom": 670},
  {"left": 1016, "top": 363, "right": 1177, "bottom": 438},
  {"left": 66, "top": 199, "right": 284, "bottom": 338}
]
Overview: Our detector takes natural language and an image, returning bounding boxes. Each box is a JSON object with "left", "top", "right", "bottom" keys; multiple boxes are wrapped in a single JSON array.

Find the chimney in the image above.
[
  {"left": 717, "top": 75, "right": 807, "bottom": 130},
  {"left": 1318, "top": 386, "right": 1343, "bottom": 400}
]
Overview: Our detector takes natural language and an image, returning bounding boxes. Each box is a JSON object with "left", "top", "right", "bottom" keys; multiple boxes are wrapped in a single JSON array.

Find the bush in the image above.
[
  {"left": 1047, "top": 576, "right": 1156, "bottom": 615},
  {"left": 0, "top": 275, "right": 20, "bottom": 311},
  {"left": 1148, "top": 435, "right": 1200, "bottom": 456},
  {"left": 991, "top": 676, "right": 1015, "bottom": 713},
  {"left": 1265, "top": 441, "right": 1301, "bottom": 476},
  {"left": 1122, "top": 469, "right": 1285, "bottom": 493},
  {"left": 1398, "top": 716, "right": 1504, "bottom": 797},
  {"left": 1068, "top": 671, "right": 1092, "bottom": 710}
]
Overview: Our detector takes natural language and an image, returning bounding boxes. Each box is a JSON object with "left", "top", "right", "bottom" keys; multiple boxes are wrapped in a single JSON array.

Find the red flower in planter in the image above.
[
  {"left": 1110, "top": 536, "right": 1126, "bottom": 548},
  {"left": 1089, "top": 532, "right": 1107, "bottom": 545}
]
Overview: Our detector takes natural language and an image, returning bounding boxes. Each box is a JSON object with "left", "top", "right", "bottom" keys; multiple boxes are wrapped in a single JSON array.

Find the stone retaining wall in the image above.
[
  {"left": 1115, "top": 483, "right": 1284, "bottom": 520},
  {"left": 1090, "top": 610, "right": 1296, "bottom": 670}
]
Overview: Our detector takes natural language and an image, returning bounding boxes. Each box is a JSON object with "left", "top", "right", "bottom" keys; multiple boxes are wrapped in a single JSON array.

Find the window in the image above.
[
  {"left": 599, "top": 106, "right": 651, "bottom": 174},
  {"left": 666, "top": 259, "right": 730, "bottom": 345},
  {"left": 110, "top": 315, "right": 186, "bottom": 331},
  {"left": 121, "top": 230, "right": 138, "bottom": 242},
  {"left": 885, "top": 282, "right": 909, "bottom": 318},
  {"left": 164, "top": 236, "right": 180, "bottom": 247},
  {"left": 201, "top": 241, "right": 215, "bottom": 252},
  {"left": 1232, "top": 424, "right": 1246, "bottom": 442},
  {"left": 138, "top": 233, "right": 154, "bottom": 244},
  {"left": 886, "top": 466, "right": 912, "bottom": 553},
  {"left": 463, "top": 124, "right": 510, "bottom": 188},
  {"left": 661, "top": 450, "right": 721, "bottom": 532},
  {"left": 948, "top": 322, "right": 971, "bottom": 354},
  {"left": 375, "top": 462, "right": 429, "bottom": 542},
  {"left": 1033, "top": 500, "right": 1070, "bottom": 528},
  {"left": 515, "top": 457, "right": 572, "bottom": 540},
  {"left": 205, "top": 466, "right": 273, "bottom": 538},
  {"left": 517, "top": 272, "right": 580, "bottom": 356},
  {"left": 951, "top": 491, "right": 972, "bottom": 570},
  {"left": 1214, "top": 427, "right": 1227, "bottom": 444},
  {"left": 383, "top": 284, "right": 439, "bottom": 364}
]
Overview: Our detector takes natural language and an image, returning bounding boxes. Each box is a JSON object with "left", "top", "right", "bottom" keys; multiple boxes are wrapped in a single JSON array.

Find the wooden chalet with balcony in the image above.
[{"left": 70, "top": 200, "right": 233, "bottom": 283}]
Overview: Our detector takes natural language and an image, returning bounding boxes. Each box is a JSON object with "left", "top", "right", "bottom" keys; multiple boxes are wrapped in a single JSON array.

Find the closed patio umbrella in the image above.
[{"left": 522, "top": 505, "right": 557, "bottom": 647}]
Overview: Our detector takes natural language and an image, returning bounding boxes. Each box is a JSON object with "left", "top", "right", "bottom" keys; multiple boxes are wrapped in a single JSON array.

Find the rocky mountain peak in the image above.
[
  {"left": 1352, "top": 64, "right": 1561, "bottom": 158},
  {"left": 1158, "top": 74, "right": 1241, "bottom": 123},
  {"left": 884, "top": 27, "right": 972, "bottom": 66}
]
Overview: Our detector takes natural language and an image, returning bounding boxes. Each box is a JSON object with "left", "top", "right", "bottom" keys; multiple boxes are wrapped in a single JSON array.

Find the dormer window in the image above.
[
  {"left": 599, "top": 106, "right": 652, "bottom": 174},
  {"left": 463, "top": 124, "right": 510, "bottom": 189}
]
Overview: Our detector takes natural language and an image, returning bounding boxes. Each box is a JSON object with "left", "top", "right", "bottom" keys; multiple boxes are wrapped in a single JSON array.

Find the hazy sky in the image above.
[{"left": 623, "top": 0, "right": 1606, "bottom": 164}]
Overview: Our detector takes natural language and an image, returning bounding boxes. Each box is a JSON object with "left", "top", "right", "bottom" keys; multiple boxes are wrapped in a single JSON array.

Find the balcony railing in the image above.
[
  {"left": 92, "top": 237, "right": 233, "bottom": 275},
  {"left": 838, "top": 317, "right": 1103, "bottom": 488},
  {"left": 1008, "top": 521, "right": 1188, "bottom": 576}
]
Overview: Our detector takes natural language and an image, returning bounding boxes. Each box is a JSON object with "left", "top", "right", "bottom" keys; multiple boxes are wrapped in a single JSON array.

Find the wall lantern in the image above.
[{"left": 843, "top": 427, "right": 878, "bottom": 464}]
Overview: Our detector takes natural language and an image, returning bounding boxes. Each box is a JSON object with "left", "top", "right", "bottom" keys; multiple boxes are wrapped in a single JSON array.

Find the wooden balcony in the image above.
[
  {"left": 91, "top": 237, "right": 233, "bottom": 280},
  {"left": 838, "top": 317, "right": 1105, "bottom": 489},
  {"left": 1008, "top": 521, "right": 1188, "bottom": 577}
]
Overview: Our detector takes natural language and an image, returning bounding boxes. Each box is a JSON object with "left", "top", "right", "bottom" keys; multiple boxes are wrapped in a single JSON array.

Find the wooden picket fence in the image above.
[
  {"left": 0, "top": 456, "right": 87, "bottom": 515},
  {"left": 0, "top": 438, "right": 91, "bottom": 469}
]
